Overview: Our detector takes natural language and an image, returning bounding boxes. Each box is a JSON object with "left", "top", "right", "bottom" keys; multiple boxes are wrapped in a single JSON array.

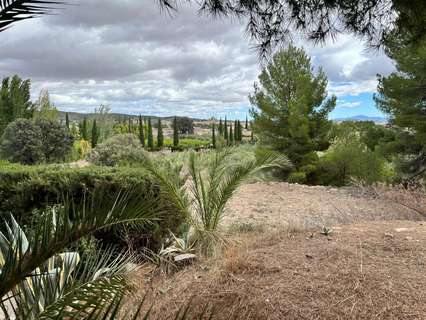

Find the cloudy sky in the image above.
[{"left": 0, "top": 1, "right": 395, "bottom": 120}]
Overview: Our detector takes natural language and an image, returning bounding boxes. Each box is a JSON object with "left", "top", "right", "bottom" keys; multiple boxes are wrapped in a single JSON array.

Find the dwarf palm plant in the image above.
[
  {"left": 0, "top": 188, "right": 158, "bottom": 319},
  {"left": 143, "top": 147, "right": 291, "bottom": 253}
]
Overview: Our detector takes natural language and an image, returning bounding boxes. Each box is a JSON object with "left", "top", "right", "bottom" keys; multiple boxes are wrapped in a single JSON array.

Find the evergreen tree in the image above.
[
  {"left": 375, "top": 33, "right": 426, "bottom": 176},
  {"left": 218, "top": 118, "right": 223, "bottom": 136},
  {"left": 234, "top": 120, "right": 238, "bottom": 142},
  {"left": 212, "top": 123, "right": 216, "bottom": 148},
  {"left": 250, "top": 45, "right": 336, "bottom": 168},
  {"left": 65, "top": 112, "right": 70, "bottom": 131},
  {"left": 245, "top": 116, "right": 248, "bottom": 129},
  {"left": 173, "top": 116, "right": 179, "bottom": 147},
  {"left": 138, "top": 114, "right": 145, "bottom": 147},
  {"left": 0, "top": 75, "right": 33, "bottom": 136},
  {"left": 147, "top": 117, "right": 154, "bottom": 150},
  {"left": 81, "top": 118, "right": 89, "bottom": 141},
  {"left": 91, "top": 119, "right": 99, "bottom": 148},
  {"left": 251, "top": 128, "right": 254, "bottom": 143},
  {"left": 128, "top": 117, "right": 132, "bottom": 133},
  {"left": 157, "top": 118, "right": 164, "bottom": 148},
  {"left": 237, "top": 120, "right": 243, "bottom": 142},
  {"left": 224, "top": 117, "right": 228, "bottom": 141},
  {"left": 229, "top": 125, "right": 234, "bottom": 145}
]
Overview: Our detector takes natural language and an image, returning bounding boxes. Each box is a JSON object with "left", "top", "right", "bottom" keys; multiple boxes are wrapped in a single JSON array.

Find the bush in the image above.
[
  {"left": 288, "top": 171, "right": 307, "bottom": 184},
  {"left": 88, "top": 134, "right": 147, "bottom": 166},
  {"left": 0, "top": 163, "right": 185, "bottom": 250}
]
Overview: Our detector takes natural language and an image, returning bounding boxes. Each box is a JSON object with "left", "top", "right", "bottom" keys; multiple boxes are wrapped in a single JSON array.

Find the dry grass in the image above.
[{"left": 130, "top": 220, "right": 426, "bottom": 319}]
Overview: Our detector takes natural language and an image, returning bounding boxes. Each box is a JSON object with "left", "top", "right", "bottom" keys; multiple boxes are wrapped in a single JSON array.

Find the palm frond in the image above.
[{"left": 0, "top": 0, "right": 65, "bottom": 32}]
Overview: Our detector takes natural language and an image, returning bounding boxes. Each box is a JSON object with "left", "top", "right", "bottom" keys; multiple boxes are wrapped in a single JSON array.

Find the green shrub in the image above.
[
  {"left": 88, "top": 134, "right": 147, "bottom": 166},
  {"left": 287, "top": 171, "right": 307, "bottom": 184},
  {"left": 0, "top": 163, "right": 185, "bottom": 250},
  {"left": 164, "top": 137, "right": 211, "bottom": 150}
]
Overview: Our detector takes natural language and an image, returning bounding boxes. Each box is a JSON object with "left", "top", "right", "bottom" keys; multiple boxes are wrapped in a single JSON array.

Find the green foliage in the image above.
[
  {"left": 88, "top": 134, "right": 147, "bottom": 166},
  {"left": 173, "top": 116, "right": 179, "bottom": 147},
  {"left": 32, "top": 89, "right": 59, "bottom": 122},
  {"left": 0, "top": 119, "right": 43, "bottom": 164},
  {"left": 218, "top": 118, "right": 223, "bottom": 136},
  {"left": 0, "top": 163, "right": 185, "bottom": 251},
  {"left": 91, "top": 119, "right": 99, "bottom": 148},
  {"left": 229, "top": 125, "right": 234, "bottom": 145},
  {"left": 80, "top": 117, "right": 89, "bottom": 141},
  {"left": 147, "top": 118, "right": 154, "bottom": 150},
  {"left": 212, "top": 123, "right": 216, "bottom": 148},
  {"left": 157, "top": 118, "right": 164, "bottom": 148},
  {"left": 287, "top": 171, "right": 307, "bottom": 184},
  {"left": 250, "top": 45, "right": 336, "bottom": 169},
  {"left": 375, "top": 33, "right": 426, "bottom": 178},
  {"left": 0, "top": 75, "right": 33, "bottom": 136},
  {"left": 138, "top": 114, "right": 145, "bottom": 147},
  {"left": 175, "top": 116, "right": 194, "bottom": 134},
  {"left": 65, "top": 112, "right": 70, "bottom": 131},
  {"left": 224, "top": 117, "right": 228, "bottom": 141}
]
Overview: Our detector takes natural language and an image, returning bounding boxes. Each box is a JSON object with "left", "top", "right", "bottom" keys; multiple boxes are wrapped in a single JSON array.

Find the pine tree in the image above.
[
  {"left": 173, "top": 116, "right": 179, "bottom": 147},
  {"left": 65, "top": 112, "right": 70, "bottom": 131},
  {"left": 157, "top": 118, "right": 164, "bottom": 148},
  {"left": 138, "top": 114, "right": 145, "bottom": 147},
  {"left": 212, "top": 123, "right": 216, "bottom": 148},
  {"left": 245, "top": 116, "right": 248, "bottom": 129},
  {"left": 147, "top": 117, "right": 154, "bottom": 150},
  {"left": 224, "top": 117, "right": 228, "bottom": 141},
  {"left": 229, "top": 125, "right": 234, "bottom": 145},
  {"left": 218, "top": 118, "right": 223, "bottom": 136},
  {"left": 81, "top": 118, "right": 89, "bottom": 141},
  {"left": 91, "top": 119, "right": 99, "bottom": 148}
]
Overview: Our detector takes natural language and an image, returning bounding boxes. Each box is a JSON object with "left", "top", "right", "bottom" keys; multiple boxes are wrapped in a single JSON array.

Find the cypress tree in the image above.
[
  {"left": 81, "top": 118, "right": 89, "bottom": 141},
  {"left": 212, "top": 123, "right": 216, "bottom": 148},
  {"left": 234, "top": 120, "right": 238, "bottom": 142},
  {"left": 91, "top": 119, "right": 98, "bottom": 148},
  {"left": 157, "top": 118, "right": 164, "bottom": 148},
  {"left": 229, "top": 125, "right": 234, "bottom": 145},
  {"left": 173, "top": 116, "right": 179, "bottom": 147},
  {"left": 138, "top": 114, "right": 145, "bottom": 147},
  {"left": 218, "top": 118, "right": 223, "bottom": 136},
  {"left": 65, "top": 112, "right": 70, "bottom": 131},
  {"left": 245, "top": 116, "right": 248, "bottom": 129},
  {"left": 224, "top": 117, "right": 228, "bottom": 141},
  {"left": 147, "top": 117, "right": 154, "bottom": 150}
]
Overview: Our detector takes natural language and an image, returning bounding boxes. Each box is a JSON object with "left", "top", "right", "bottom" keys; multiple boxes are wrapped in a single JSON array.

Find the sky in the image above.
[{"left": 0, "top": 1, "right": 396, "bottom": 120}]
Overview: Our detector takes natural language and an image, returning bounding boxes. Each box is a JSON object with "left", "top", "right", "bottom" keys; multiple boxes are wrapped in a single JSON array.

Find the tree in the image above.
[
  {"left": 138, "top": 114, "right": 145, "bottom": 147},
  {"left": 173, "top": 116, "right": 179, "bottom": 147},
  {"left": 147, "top": 117, "right": 154, "bottom": 150},
  {"left": 224, "top": 117, "right": 228, "bottom": 141},
  {"left": 250, "top": 45, "right": 336, "bottom": 169},
  {"left": 0, "top": 75, "right": 33, "bottom": 136},
  {"left": 233, "top": 120, "right": 238, "bottom": 142},
  {"left": 32, "top": 89, "right": 59, "bottom": 122},
  {"left": 157, "top": 118, "right": 164, "bottom": 148},
  {"left": 375, "top": 34, "right": 426, "bottom": 178},
  {"left": 80, "top": 117, "right": 89, "bottom": 141},
  {"left": 159, "top": 0, "right": 425, "bottom": 57},
  {"left": 218, "top": 118, "right": 223, "bottom": 136},
  {"left": 175, "top": 117, "right": 194, "bottom": 134},
  {"left": 237, "top": 120, "right": 243, "bottom": 142},
  {"left": 245, "top": 116, "right": 248, "bottom": 130},
  {"left": 128, "top": 117, "right": 132, "bottom": 133},
  {"left": 91, "top": 119, "right": 99, "bottom": 148},
  {"left": 0, "top": 119, "right": 43, "bottom": 164},
  {"left": 229, "top": 125, "right": 234, "bottom": 145},
  {"left": 212, "top": 123, "right": 216, "bottom": 148},
  {"left": 65, "top": 112, "right": 70, "bottom": 131},
  {"left": 35, "top": 119, "right": 74, "bottom": 162}
]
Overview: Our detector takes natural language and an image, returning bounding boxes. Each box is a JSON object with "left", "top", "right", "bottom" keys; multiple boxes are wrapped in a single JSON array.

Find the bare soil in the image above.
[{"left": 129, "top": 182, "right": 426, "bottom": 319}]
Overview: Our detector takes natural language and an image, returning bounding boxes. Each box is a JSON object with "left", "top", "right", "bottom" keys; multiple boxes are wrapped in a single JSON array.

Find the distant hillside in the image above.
[
  {"left": 332, "top": 115, "right": 387, "bottom": 124},
  {"left": 58, "top": 111, "right": 204, "bottom": 122}
]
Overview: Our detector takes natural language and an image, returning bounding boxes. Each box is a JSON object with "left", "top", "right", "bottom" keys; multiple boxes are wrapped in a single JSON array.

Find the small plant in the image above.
[{"left": 320, "top": 226, "right": 333, "bottom": 236}]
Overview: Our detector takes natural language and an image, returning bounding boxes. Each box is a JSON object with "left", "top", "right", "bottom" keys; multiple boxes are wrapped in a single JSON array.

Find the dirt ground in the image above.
[{"left": 129, "top": 182, "right": 426, "bottom": 319}]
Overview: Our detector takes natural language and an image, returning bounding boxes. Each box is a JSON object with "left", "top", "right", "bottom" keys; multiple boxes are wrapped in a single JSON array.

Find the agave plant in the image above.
[
  {"left": 0, "top": 188, "right": 158, "bottom": 319},
  {"left": 0, "top": 0, "right": 65, "bottom": 32}
]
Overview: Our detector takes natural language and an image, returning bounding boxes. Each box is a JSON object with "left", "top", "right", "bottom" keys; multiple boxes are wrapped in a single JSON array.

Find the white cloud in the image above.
[{"left": 336, "top": 101, "right": 362, "bottom": 109}]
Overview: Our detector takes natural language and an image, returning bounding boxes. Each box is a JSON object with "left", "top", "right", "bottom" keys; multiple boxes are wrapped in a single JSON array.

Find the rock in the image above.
[{"left": 385, "top": 233, "right": 394, "bottom": 238}]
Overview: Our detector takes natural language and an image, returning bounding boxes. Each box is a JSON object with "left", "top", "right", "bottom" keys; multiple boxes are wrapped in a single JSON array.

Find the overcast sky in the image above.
[{"left": 0, "top": 1, "right": 395, "bottom": 119}]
